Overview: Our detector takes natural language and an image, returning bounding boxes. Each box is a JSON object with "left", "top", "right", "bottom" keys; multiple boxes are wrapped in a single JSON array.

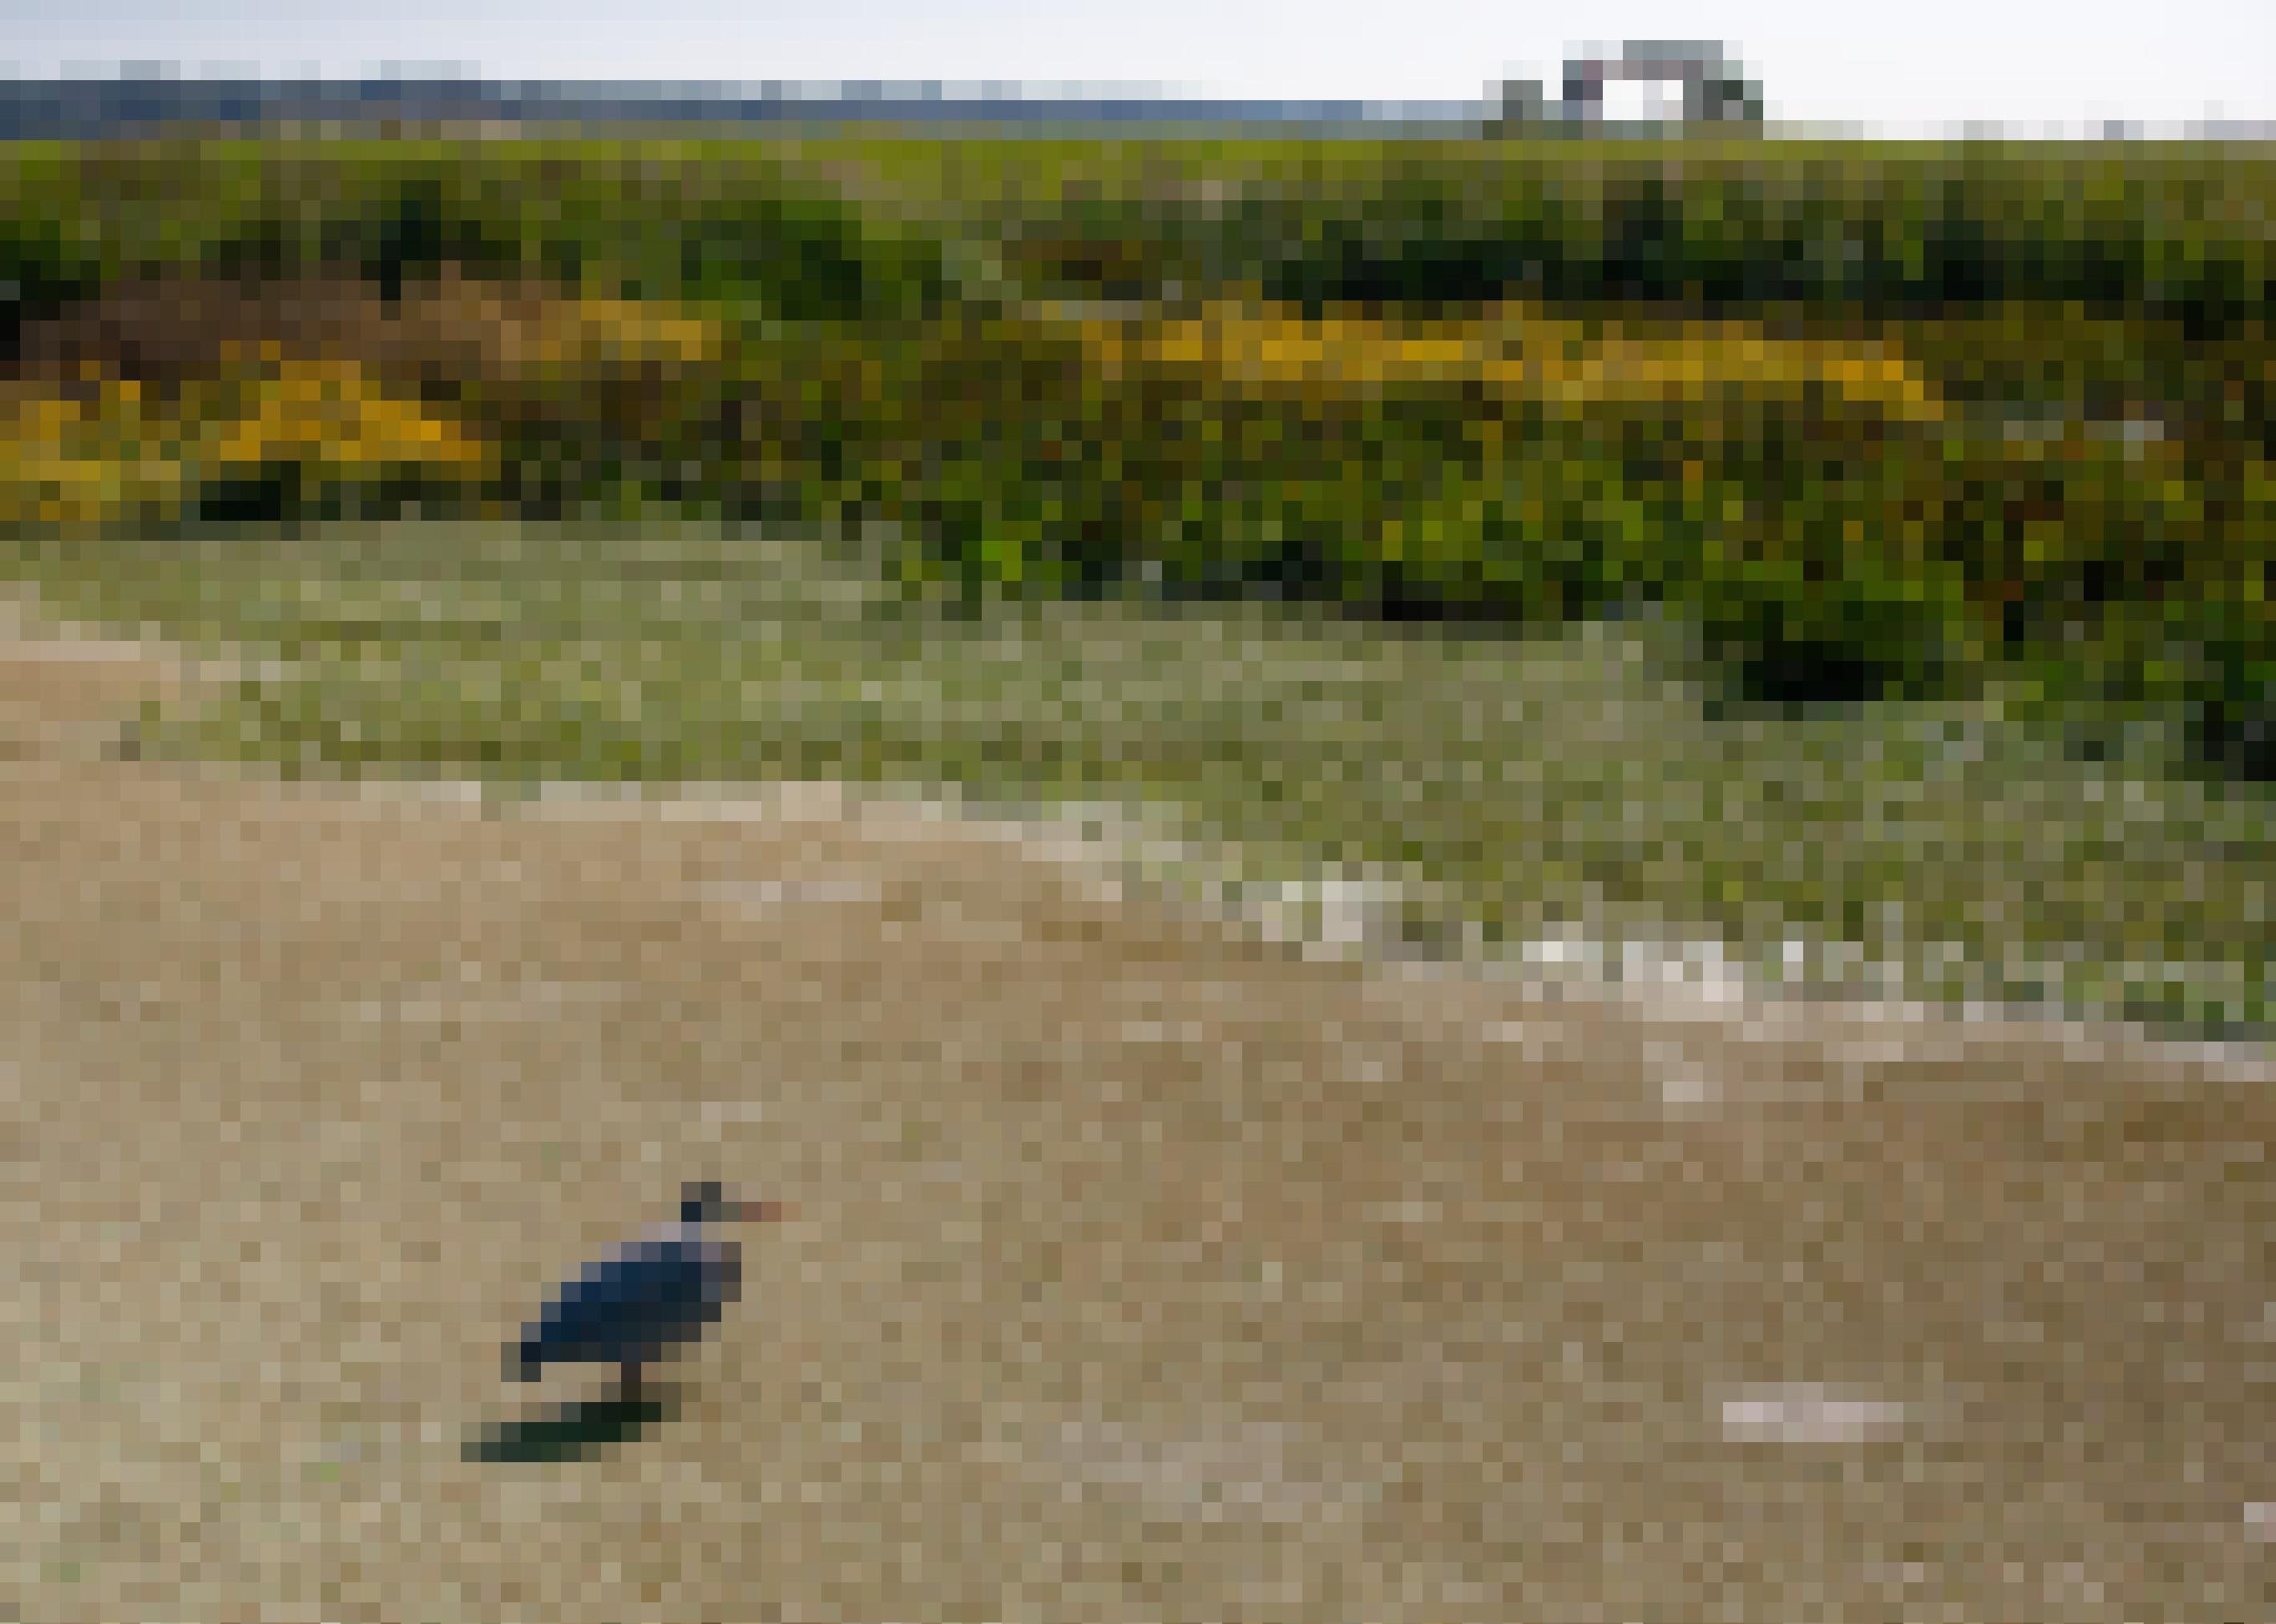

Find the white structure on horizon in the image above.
[{"left": 1492, "top": 40, "right": 1764, "bottom": 135}]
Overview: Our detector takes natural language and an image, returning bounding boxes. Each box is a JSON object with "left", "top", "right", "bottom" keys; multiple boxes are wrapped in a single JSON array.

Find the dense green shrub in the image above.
[
  {"left": 329, "top": 171, "right": 520, "bottom": 302},
  {"left": 2189, "top": 613, "right": 2276, "bottom": 780},
  {"left": 1225, "top": 146, "right": 2276, "bottom": 328},
  {"left": 0, "top": 216, "right": 99, "bottom": 352},
  {"left": 0, "top": 140, "right": 953, "bottom": 323},
  {"left": 1665, "top": 468, "right": 1976, "bottom": 703}
]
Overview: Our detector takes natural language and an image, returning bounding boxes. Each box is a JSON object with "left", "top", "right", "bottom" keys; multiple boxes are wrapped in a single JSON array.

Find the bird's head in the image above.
[{"left": 680, "top": 1179, "right": 793, "bottom": 1226}]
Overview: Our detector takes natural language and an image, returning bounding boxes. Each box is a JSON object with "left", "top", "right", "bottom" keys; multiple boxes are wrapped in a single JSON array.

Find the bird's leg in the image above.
[{"left": 620, "top": 1360, "right": 643, "bottom": 1404}]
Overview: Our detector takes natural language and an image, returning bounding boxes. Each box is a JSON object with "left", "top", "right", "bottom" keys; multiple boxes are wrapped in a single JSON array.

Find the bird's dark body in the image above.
[
  {"left": 512, "top": 1231, "right": 742, "bottom": 1380},
  {"left": 506, "top": 1181, "right": 780, "bottom": 1400}
]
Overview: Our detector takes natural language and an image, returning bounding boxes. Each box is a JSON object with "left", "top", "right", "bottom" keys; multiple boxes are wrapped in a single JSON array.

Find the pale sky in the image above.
[{"left": 3, "top": 0, "right": 2270, "bottom": 135}]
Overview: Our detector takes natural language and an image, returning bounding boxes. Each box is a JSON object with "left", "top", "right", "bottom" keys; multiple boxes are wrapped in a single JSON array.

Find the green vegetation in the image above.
[
  {"left": 795, "top": 134, "right": 2276, "bottom": 328},
  {"left": 0, "top": 139, "right": 946, "bottom": 319},
  {"left": 0, "top": 131, "right": 2269, "bottom": 1037}
]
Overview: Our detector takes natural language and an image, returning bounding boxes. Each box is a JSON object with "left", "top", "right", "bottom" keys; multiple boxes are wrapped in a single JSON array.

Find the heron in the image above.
[{"left": 509, "top": 1179, "right": 791, "bottom": 1404}]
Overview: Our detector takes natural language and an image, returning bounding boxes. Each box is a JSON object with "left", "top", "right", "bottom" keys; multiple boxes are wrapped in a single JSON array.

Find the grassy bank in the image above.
[{"left": 8, "top": 520, "right": 2266, "bottom": 1042}]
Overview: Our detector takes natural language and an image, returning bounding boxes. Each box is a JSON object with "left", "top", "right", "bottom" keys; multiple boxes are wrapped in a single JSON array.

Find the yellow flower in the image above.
[{"left": 1075, "top": 298, "right": 1943, "bottom": 425}]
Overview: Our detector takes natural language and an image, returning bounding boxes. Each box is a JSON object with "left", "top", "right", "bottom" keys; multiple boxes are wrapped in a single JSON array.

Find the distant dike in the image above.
[{"left": 0, "top": 79, "right": 1491, "bottom": 140}]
